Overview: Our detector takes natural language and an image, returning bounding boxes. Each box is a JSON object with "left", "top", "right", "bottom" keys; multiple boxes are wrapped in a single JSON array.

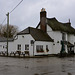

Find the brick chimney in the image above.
[
  {"left": 69, "top": 19, "right": 71, "bottom": 26},
  {"left": 40, "top": 8, "right": 47, "bottom": 32}
]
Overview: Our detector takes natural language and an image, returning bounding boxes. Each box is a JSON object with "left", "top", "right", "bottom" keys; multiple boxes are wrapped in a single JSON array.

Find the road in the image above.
[{"left": 0, "top": 57, "right": 75, "bottom": 75}]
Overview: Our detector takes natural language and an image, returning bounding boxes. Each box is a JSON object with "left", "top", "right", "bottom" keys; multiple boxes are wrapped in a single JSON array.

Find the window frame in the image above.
[
  {"left": 46, "top": 45, "right": 49, "bottom": 52},
  {"left": 25, "top": 44, "right": 29, "bottom": 50},
  {"left": 36, "top": 45, "right": 43, "bottom": 52},
  {"left": 17, "top": 44, "right": 21, "bottom": 50},
  {"left": 62, "top": 33, "right": 66, "bottom": 41}
]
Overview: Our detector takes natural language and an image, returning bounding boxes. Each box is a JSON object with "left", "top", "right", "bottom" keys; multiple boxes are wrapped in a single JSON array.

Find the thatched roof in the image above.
[
  {"left": 47, "top": 18, "right": 75, "bottom": 34},
  {"left": 36, "top": 17, "right": 75, "bottom": 34}
]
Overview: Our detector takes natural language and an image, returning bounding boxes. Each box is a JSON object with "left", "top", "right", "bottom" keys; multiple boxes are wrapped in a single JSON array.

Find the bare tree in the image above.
[
  {"left": 0, "top": 24, "right": 2, "bottom": 35},
  {"left": 1, "top": 25, "right": 19, "bottom": 38}
]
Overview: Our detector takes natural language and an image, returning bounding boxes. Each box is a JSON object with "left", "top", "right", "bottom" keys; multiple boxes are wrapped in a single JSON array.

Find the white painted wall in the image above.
[
  {"left": 65, "top": 33, "right": 68, "bottom": 41},
  {"left": 47, "top": 25, "right": 62, "bottom": 54},
  {"left": 47, "top": 31, "right": 62, "bottom": 42},
  {"left": 8, "top": 34, "right": 53, "bottom": 56},
  {"left": 8, "top": 42, "right": 16, "bottom": 53},
  {"left": 37, "top": 24, "right": 62, "bottom": 54},
  {"left": 68, "top": 34, "right": 75, "bottom": 44},
  {"left": 8, "top": 34, "right": 35, "bottom": 56},
  {"left": 0, "top": 42, "right": 7, "bottom": 52}
]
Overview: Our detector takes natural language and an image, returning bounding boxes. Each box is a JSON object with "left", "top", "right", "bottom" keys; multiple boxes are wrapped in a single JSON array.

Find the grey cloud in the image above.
[{"left": 0, "top": 0, "right": 75, "bottom": 30}]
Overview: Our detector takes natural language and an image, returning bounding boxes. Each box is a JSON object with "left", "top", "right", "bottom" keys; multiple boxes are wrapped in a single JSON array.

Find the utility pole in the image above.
[{"left": 6, "top": 12, "right": 9, "bottom": 56}]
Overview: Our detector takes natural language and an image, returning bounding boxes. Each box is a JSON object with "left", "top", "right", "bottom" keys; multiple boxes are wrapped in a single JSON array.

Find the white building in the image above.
[{"left": 0, "top": 8, "right": 75, "bottom": 56}]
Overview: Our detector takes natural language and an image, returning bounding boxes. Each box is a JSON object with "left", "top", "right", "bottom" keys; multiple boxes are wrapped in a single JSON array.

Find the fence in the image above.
[{"left": 0, "top": 51, "right": 30, "bottom": 57}]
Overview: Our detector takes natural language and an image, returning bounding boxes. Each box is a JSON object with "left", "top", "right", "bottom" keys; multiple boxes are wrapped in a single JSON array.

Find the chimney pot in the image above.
[{"left": 41, "top": 8, "right": 45, "bottom": 12}]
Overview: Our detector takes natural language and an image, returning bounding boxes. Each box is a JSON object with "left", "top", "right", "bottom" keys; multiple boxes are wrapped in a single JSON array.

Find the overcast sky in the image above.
[{"left": 0, "top": 0, "right": 75, "bottom": 30}]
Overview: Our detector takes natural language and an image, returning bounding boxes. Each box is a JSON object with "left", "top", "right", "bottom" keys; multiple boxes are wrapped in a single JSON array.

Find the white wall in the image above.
[
  {"left": 8, "top": 42, "right": 16, "bottom": 53},
  {"left": 37, "top": 24, "right": 62, "bottom": 54},
  {"left": 68, "top": 34, "right": 75, "bottom": 44},
  {"left": 8, "top": 34, "right": 35, "bottom": 56},
  {"left": 47, "top": 31, "right": 62, "bottom": 42},
  {"left": 47, "top": 25, "right": 62, "bottom": 54},
  {"left": 0, "top": 42, "right": 7, "bottom": 52}
]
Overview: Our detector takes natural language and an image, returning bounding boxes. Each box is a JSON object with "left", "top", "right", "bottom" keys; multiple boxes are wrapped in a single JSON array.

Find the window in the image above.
[
  {"left": 30, "top": 40, "right": 34, "bottom": 46},
  {"left": 25, "top": 45, "right": 29, "bottom": 50},
  {"left": 62, "top": 33, "right": 66, "bottom": 41},
  {"left": 3, "top": 46, "right": 4, "bottom": 48},
  {"left": 36, "top": 45, "right": 44, "bottom": 52},
  {"left": 46, "top": 45, "right": 49, "bottom": 52},
  {"left": 46, "top": 45, "right": 48, "bottom": 49},
  {"left": 17, "top": 44, "right": 21, "bottom": 50}
]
